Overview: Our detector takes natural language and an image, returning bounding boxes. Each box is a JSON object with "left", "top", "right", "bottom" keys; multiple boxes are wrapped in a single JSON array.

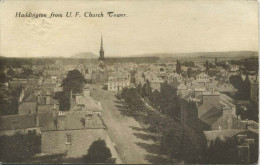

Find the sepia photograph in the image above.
[{"left": 0, "top": 0, "right": 259, "bottom": 164}]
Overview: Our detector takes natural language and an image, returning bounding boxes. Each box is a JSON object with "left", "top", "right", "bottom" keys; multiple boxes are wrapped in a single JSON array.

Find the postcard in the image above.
[{"left": 0, "top": 0, "right": 258, "bottom": 164}]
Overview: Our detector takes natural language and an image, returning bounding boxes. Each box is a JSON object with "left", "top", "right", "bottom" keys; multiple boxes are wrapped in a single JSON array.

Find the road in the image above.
[{"left": 88, "top": 84, "right": 159, "bottom": 164}]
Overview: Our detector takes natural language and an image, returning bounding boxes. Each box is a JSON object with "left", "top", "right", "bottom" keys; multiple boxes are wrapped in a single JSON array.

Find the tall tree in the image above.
[
  {"left": 136, "top": 83, "right": 143, "bottom": 96},
  {"left": 187, "top": 67, "right": 192, "bottom": 78},
  {"left": 205, "top": 60, "right": 209, "bottom": 74},
  {"left": 150, "top": 89, "right": 161, "bottom": 108},
  {"left": 142, "top": 80, "right": 152, "bottom": 98},
  {"left": 121, "top": 88, "right": 145, "bottom": 115},
  {"left": 62, "top": 69, "right": 86, "bottom": 93},
  {"left": 159, "top": 81, "right": 180, "bottom": 117},
  {"left": 242, "top": 73, "right": 251, "bottom": 100},
  {"left": 176, "top": 60, "right": 182, "bottom": 74},
  {"left": 0, "top": 73, "right": 9, "bottom": 83},
  {"left": 160, "top": 122, "right": 203, "bottom": 163},
  {"left": 85, "top": 139, "right": 112, "bottom": 163},
  {"left": 7, "top": 69, "right": 15, "bottom": 77},
  {"left": 54, "top": 91, "right": 70, "bottom": 111},
  {"left": 203, "top": 137, "right": 243, "bottom": 164},
  {"left": 0, "top": 133, "right": 41, "bottom": 162}
]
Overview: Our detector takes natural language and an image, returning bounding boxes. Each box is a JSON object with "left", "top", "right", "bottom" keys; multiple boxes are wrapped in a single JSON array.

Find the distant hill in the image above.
[
  {"left": 132, "top": 51, "right": 258, "bottom": 59},
  {"left": 71, "top": 52, "right": 98, "bottom": 59}
]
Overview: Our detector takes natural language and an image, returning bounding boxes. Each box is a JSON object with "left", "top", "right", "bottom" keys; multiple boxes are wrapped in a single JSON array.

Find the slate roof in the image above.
[
  {"left": 23, "top": 92, "right": 37, "bottom": 102},
  {"left": 199, "top": 106, "right": 222, "bottom": 126},
  {"left": 41, "top": 111, "right": 105, "bottom": 131},
  {"left": 0, "top": 114, "right": 38, "bottom": 131},
  {"left": 38, "top": 112, "right": 56, "bottom": 130},
  {"left": 198, "top": 102, "right": 221, "bottom": 118},
  {"left": 73, "top": 96, "right": 102, "bottom": 112},
  {"left": 65, "top": 111, "right": 105, "bottom": 130}
]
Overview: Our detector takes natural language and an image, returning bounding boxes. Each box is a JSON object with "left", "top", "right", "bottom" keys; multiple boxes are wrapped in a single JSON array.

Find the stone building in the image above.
[
  {"left": 41, "top": 111, "right": 108, "bottom": 158},
  {"left": 180, "top": 88, "right": 241, "bottom": 131},
  {"left": 18, "top": 92, "right": 37, "bottom": 115},
  {"left": 107, "top": 76, "right": 130, "bottom": 91},
  {"left": 0, "top": 113, "right": 41, "bottom": 136}
]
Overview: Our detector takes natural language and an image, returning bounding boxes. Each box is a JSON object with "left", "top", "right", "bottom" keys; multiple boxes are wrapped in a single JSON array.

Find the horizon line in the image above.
[{"left": 0, "top": 50, "right": 258, "bottom": 58}]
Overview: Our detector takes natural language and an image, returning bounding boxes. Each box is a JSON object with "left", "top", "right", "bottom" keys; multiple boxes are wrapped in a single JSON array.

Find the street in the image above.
[{"left": 88, "top": 84, "right": 159, "bottom": 164}]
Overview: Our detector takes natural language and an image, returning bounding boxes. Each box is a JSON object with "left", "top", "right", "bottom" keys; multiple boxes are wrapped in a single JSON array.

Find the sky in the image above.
[{"left": 0, "top": 0, "right": 258, "bottom": 58}]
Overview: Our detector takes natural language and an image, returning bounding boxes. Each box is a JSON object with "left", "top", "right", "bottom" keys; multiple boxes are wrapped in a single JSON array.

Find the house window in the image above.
[
  {"left": 66, "top": 134, "right": 72, "bottom": 144},
  {"left": 28, "top": 129, "right": 36, "bottom": 135},
  {"left": 12, "top": 120, "right": 20, "bottom": 127}
]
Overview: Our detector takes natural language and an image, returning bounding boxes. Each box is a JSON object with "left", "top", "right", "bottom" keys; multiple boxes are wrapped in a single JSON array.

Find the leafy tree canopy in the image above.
[
  {"left": 0, "top": 133, "right": 41, "bottom": 163},
  {"left": 62, "top": 69, "right": 86, "bottom": 93},
  {"left": 85, "top": 139, "right": 112, "bottom": 163}
]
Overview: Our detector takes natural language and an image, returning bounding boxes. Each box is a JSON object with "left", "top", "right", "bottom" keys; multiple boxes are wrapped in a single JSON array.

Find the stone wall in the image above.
[{"left": 41, "top": 129, "right": 108, "bottom": 158}]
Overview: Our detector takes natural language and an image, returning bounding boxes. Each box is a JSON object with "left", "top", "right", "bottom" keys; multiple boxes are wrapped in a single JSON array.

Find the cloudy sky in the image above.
[{"left": 0, "top": 0, "right": 258, "bottom": 57}]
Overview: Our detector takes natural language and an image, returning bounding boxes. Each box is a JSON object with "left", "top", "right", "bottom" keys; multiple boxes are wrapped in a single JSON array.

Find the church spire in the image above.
[
  {"left": 99, "top": 35, "right": 104, "bottom": 57},
  {"left": 99, "top": 35, "right": 105, "bottom": 69},
  {"left": 100, "top": 35, "right": 103, "bottom": 51}
]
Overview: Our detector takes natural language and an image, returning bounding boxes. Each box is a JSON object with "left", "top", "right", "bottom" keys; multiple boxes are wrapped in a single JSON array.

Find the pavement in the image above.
[{"left": 88, "top": 84, "right": 160, "bottom": 164}]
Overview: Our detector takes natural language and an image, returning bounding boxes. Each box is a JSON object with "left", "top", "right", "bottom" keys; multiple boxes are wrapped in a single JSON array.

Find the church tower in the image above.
[{"left": 98, "top": 36, "right": 105, "bottom": 69}]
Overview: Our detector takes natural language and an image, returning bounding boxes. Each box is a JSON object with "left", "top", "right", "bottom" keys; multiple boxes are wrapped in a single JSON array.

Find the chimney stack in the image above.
[
  {"left": 46, "top": 96, "right": 51, "bottom": 105},
  {"left": 57, "top": 111, "right": 66, "bottom": 130}
]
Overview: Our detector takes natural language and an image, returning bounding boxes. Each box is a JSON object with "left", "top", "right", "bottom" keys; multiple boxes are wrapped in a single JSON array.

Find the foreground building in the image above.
[{"left": 41, "top": 111, "right": 108, "bottom": 158}]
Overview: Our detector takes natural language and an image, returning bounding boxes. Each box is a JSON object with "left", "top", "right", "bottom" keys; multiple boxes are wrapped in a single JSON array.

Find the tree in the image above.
[
  {"left": 187, "top": 67, "right": 192, "bottom": 78},
  {"left": 160, "top": 122, "right": 203, "bottom": 163},
  {"left": 182, "top": 61, "right": 195, "bottom": 67},
  {"left": 241, "top": 73, "right": 251, "bottom": 100},
  {"left": 176, "top": 60, "right": 181, "bottom": 74},
  {"left": 0, "top": 73, "right": 9, "bottom": 83},
  {"left": 62, "top": 69, "right": 86, "bottom": 93},
  {"left": 203, "top": 137, "right": 243, "bottom": 164},
  {"left": 150, "top": 89, "right": 161, "bottom": 108},
  {"left": 229, "top": 75, "right": 243, "bottom": 90},
  {"left": 142, "top": 80, "right": 152, "bottom": 98},
  {"left": 158, "top": 81, "right": 180, "bottom": 117},
  {"left": 229, "top": 73, "right": 250, "bottom": 100},
  {"left": 54, "top": 91, "right": 70, "bottom": 111},
  {"left": 85, "top": 139, "right": 112, "bottom": 163},
  {"left": 0, "top": 133, "right": 41, "bottom": 162},
  {"left": 130, "top": 70, "right": 136, "bottom": 83},
  {"left": 136, "top": 83, "right": 143, "bottom": 97},
  {"left": 121, "top": 88, "right": 145, "bottom": 115},
  {"left": 20, "top": 68, "right": 33, "bottom": 78},
  {"left": 205, "top": 60, "right": 209, "bottom": 74},
  {"left": 147, "top": 112, "right": 174, "bottom": 137},
  {"left": 7, "top": 69, "right": 15, "bottom": 76}
]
